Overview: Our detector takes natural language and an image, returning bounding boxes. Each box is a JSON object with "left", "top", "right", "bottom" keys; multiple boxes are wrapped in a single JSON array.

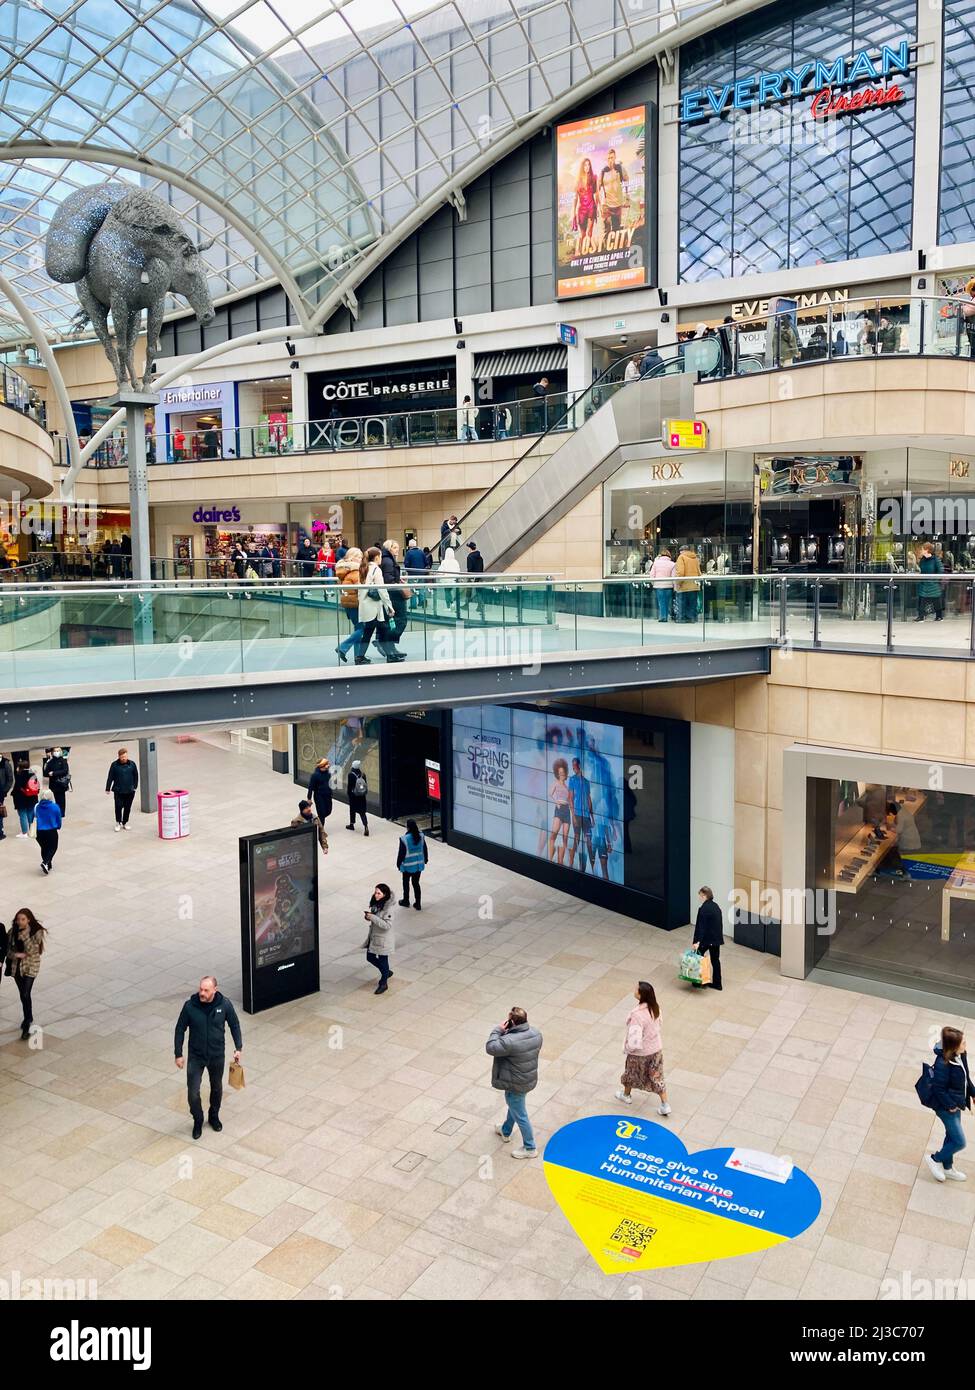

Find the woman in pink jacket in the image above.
[
  {"left": 648, "top": 548, "right": 675, "bottom": 623},
  {"left": 615, "top": 981, "right": 671, "bottom": 1115}
]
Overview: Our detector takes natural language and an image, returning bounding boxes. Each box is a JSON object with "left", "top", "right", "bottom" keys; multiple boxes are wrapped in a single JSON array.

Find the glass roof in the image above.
[{"left": 0, "top": 0, "right": 724, "bottom": 344}]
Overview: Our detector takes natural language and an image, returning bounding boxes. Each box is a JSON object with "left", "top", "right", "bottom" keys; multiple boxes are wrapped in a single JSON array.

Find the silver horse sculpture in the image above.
[{"left": 46, "top": 183, "right": 215, "bottom": 391}]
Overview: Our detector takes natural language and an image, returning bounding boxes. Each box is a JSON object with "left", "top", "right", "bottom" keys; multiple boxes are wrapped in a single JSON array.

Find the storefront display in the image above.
[
  {"left": 236, "top": 378, "right": 293, "bottom": 454},
  {"left": 156, "top": 381, "right": 238, "bottom": 461},
  {"left": 808, "top": 774, "right": 975, "bottom": 999},
  {"left": 293, "top": 716, "right": 382, "bottom": 814},
  {"left": 306, "top": 361, "right": 455, "bottom": 449}
]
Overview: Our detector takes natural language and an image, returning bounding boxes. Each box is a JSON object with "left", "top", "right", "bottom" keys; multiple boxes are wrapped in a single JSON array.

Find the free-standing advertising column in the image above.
[{"left": 239, "top": 822, "right": 320, "bottom": 1013}]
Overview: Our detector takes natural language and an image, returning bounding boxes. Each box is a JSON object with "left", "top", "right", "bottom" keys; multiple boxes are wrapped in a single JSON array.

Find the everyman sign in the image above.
[{"left": 680, "top": 40, "right": 911, "bottom": 123}]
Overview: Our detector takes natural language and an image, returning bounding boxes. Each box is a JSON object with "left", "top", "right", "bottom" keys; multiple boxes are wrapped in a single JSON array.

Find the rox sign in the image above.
[{"left": 680, "top": 39, "right": 911, "bottom": 124}]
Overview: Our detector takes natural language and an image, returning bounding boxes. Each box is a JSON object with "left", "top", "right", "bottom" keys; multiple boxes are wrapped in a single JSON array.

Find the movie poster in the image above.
[
  {"left": 251, "top": 828, "right": 317, "bottom": 970},
  {"left": 555, "top": 105, "right": 650, "bottom": 299}
]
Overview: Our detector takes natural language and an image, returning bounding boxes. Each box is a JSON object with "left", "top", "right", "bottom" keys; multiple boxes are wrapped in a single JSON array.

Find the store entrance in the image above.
[{"left": 385, "top": 714, "right": 443, "bottom": 835}]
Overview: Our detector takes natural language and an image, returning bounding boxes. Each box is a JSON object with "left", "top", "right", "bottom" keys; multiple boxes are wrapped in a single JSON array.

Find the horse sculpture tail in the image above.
[{"left": 44, "top": 181, "right": 129, "bottom": 284}]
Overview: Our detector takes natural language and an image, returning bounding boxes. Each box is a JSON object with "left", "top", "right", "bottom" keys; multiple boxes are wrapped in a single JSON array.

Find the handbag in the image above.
[
  {"left": 228, "top": 1059, "right": 245, "bottom": 1090},
  {"left": 915, "top": 1061, "right": 936, "bottom": 1109},
  {"left": 0, "top": 803, "right": 6, "bottom": 819},
  {"left": 366, "top": 587, "right": 381, "bottom": 601},
  {"left": 625, "top": 1021, "right": 644, "bottom": 1054},
  {"left": 697, "top": 948, "right": 713, "bottom": 986}
]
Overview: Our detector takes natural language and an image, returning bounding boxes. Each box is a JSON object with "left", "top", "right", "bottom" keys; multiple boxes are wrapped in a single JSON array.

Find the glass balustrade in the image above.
[{"left": 0, "top": 574, "right": 968, "bottom": 694}]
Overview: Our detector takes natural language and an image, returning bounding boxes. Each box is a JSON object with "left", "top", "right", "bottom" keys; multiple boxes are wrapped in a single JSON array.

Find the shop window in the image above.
[
  {"left": 809, "top": 778, "right": 975, "bottom": 1000},
  {"left": 294, "top": 717, "right": 382, "bottom": 813}
]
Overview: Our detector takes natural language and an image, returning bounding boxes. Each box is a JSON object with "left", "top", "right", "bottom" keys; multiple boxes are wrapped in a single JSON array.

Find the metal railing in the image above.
[
  {"left": 0, "top": 572, "right": 971, "bottom": 693},
  {"left": 53, "top": 389, "right": 579, "bottom": 469}
]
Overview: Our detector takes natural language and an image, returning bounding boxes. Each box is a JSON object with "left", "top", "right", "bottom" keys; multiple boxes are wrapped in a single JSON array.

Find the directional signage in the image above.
[{"left": 662, "top": 418, "right": 708, "bottom": 450}]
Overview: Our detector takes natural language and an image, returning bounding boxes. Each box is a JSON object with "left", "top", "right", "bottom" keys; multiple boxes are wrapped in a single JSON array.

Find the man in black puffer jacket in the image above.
[
  {"left": 487, "top": 1006, "right": 543, "bottom": 1159},
  {"left": 174, "top": 977, "right": 243, "bottom": 1139},
  {"left": 105, "top": 747, "right": 138, "bottom": 831}
]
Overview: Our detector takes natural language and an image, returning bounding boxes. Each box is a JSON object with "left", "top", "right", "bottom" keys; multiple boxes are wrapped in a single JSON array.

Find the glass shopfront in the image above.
[
  {"left": 678, "top": 0, "right": 917, "bottom": 281},
  {"left": 808, "top": 776, "right": 975, "bottom": 1001},
  {"left": 155, "top": 381, "right": 238, "bottom": 461},
  {"left": 236, "top": 378, "right": 293, "bottom": 455},
  {"left": 293, "top": 715, "right": 383, "bottom": 816}
]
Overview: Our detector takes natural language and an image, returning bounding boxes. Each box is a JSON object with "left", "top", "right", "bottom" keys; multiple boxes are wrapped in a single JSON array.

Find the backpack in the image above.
[
  {"left": 353, "top": 775, "right": 367, "bottom": 798},
  {"left": 915, "top": 1061, "right": 936, "bottom": 1109},
  {"left": 25, "top": 775, "right": 39, "bottom": 796}
]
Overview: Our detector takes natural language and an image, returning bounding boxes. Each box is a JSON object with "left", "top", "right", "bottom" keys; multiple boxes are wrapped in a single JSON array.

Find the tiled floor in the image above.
[{"left": 0, "top": 735, "right": 969, "bottom": 1301}]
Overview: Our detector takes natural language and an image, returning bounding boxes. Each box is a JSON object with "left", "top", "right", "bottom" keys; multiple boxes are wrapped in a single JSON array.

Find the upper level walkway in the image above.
[{"left": 0, "top": 573, "right": 971, "bottom": 740}]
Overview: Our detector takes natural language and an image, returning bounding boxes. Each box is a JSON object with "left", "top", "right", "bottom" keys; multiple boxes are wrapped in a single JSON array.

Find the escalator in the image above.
[{"left": 438, "top": 338, "right": 721, "bottom": 571}]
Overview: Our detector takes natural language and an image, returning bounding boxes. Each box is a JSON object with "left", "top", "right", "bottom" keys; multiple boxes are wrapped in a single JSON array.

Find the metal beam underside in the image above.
[{"left": 0, "top": 644, "right": 770, "bottom": 742}]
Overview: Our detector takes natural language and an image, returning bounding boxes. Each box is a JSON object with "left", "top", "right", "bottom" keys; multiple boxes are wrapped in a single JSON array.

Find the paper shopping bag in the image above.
[{"left": 228, "top": 1060, "right": 245, "bottom": 1090}]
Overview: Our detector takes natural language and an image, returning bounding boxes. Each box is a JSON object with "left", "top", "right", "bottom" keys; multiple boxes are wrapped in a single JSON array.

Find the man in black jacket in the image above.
[
  {"left": 174, "top": 976, "right": 243, "bottom": 1139},
  {"left": 692, "top": 885, "right": 724, "bottom": 991},
  {"left": 105, "top": 747, "right": 138, "bottom": 831},
  {"left": 0, "top": 752, "right": 12, "bottom": 841}
]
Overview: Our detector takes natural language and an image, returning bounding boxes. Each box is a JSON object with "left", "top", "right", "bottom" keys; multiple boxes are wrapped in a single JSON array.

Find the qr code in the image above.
[{"left": 609, "top": 1218, "right": 657, "bottom": 1252}]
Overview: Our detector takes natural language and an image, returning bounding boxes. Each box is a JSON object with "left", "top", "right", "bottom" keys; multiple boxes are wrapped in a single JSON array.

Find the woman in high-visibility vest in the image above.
[{"left": 396, "top": 818, "right": 429, "bottom": 911}]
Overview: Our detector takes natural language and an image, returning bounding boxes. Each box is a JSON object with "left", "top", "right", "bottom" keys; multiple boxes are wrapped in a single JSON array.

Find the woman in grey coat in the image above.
[{"left": 363, "top": 882, "right": 395, "bottom": 995}]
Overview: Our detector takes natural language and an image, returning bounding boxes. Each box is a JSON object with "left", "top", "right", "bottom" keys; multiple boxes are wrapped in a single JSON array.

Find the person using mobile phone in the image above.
[{"left": 487, "top": 1007, "right": 543, "bottom": 1159}]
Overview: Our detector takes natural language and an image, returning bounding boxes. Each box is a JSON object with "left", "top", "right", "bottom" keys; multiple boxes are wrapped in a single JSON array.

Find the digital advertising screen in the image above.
[
  {"left": 555, "top": 104, "right": 650, "bottom": 300},
  {"left": 240, "top": 823, "right": 320, "bottom": 1012},
  {"left": 452, "top": 705, "right": 626, "bottom": 884}
]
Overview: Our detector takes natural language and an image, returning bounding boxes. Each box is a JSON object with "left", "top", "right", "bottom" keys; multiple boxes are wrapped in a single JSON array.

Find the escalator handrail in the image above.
[{"left": 443, "top": 339, "right": 720, "bottom": 547}]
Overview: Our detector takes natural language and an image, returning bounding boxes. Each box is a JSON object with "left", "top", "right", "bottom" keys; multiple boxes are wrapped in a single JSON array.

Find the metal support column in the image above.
[{"left": 111, "top": 390, "right": 158, "bottom": 811}]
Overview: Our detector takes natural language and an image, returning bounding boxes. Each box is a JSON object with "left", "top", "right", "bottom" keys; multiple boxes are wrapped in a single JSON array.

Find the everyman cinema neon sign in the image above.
[{"left": 680, "top": 40, "right": 911, "bottom": 123}]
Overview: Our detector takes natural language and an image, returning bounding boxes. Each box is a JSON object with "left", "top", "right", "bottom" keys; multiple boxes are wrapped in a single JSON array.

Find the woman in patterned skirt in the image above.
[{"left": 615, "top": 981, "right": 671, "bottom": 1116}]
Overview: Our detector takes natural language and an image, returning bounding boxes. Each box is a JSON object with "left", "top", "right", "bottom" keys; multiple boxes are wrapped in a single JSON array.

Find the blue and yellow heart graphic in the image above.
[{"left": 543, "top": 1115, "right": 821, "bottom": 1273}]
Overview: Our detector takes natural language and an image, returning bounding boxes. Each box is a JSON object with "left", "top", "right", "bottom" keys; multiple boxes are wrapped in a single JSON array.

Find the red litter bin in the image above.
[{"left": 158, "top": 789, "right": 190, "bottom": 840}]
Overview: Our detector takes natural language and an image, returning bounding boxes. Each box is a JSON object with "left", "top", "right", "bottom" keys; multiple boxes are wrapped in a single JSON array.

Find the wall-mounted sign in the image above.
[
  {"left": 158, "top": 382, "right": 233, "bottom": 409},
  {"left": 555, "top": 105, "right": 652, "bottom": 300},
  {"left": 192, "top": 505, "right": 241, "bottom": 524},
  {"left": 307, "top": 361, "right": 456, "bottom": 431},
  {"left": 950, "top": 457, "right": 971, "bottom": 479},
  {"left": 557, "top": 323, "right": 578, "bottom": 346},
  {"left": 425, "top": 758, "right": 441, "bottom": 802},
  {"left": 662, "top": 419, "right": 708, "bottom": 450},
  {"left": 680, "top": 40, "right": 911, "bottom": 124},
  {"left": 731, "top": 288, "right": 850, "bottom": 320}
]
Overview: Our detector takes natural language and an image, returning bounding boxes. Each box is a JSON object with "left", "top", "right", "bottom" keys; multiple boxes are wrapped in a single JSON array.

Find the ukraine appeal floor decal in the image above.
[{"left": 543, "top": 1116, "right": 821, "bottom": 1273}]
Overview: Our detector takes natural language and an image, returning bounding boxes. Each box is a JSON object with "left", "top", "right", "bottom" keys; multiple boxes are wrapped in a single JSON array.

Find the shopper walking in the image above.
[
  {"left": 307, "top": 758, "right": 333, "bottom": 822},
  {"left": 925, "top": 1026, "right": 975, "bottom": 1183},
  {"left": 459, "top": 396, "right": 478, "bottom": 442},
  {"left": 397, "top": 819, "right": 428, "bottom": 910},
  {"left": 34, "top": 791, "right": 62, "bottom": 875},
  {"left": 692, "top": 885, "right": 724, "bottom": 991},
  {"left": 174, "top": 976, "right": 243, "bottom": 1140},
  {"left": 334, "top": 545, "right": 365, "bottom": 664},
  {"left": 291, "top": 799, "right": 328, "bottom": 855},
  {"left": 0, "top": 751, "right": 13, "bottom": 842},
  {"left": 12, "top": 759, "right": 39, "bottom": 837},
  {"left": 615, "top": 981, "right": 671, "bottom": 1114},
  {"left": 356, "top": 547, "right": 403, "bottom": 663},
  {"left": 105, "top": 747, "right": 138, "bottom": 831},
  {"left": 6, "top": 908, "right": 46, "bottom": 1039},
  {"left": 380, "top": 539, "right": 410, "bottom": 644},
  {"left": 488, "top": 1006, "right": 543, "bottom": 1159},
  {"left": 346, "top": 759, "right": 369, "bottom": 834},
  {"left": 42, "top": 746, "right": 71, "bottom": 817},
  {"left": 362, "top": 883, "right": 395, "bottom": 994},
  {"left": 648, "top": 547, "right": 675, "bottom": 622}
]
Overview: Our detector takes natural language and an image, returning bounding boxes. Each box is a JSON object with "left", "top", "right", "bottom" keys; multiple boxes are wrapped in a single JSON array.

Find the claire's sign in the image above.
[{"left": 680, "top": 40, "right": 911, "bottom": 124}]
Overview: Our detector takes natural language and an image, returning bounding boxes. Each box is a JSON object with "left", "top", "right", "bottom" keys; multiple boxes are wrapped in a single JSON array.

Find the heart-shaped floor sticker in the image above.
[{"left": 544, "top": 1115, "right": 821, "bottom": 1273}]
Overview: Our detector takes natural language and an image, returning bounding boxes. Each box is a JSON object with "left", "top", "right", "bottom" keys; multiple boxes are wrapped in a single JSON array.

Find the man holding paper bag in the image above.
[{"left": 174, "top": 976, "right": 244, "bottom": 1140}]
